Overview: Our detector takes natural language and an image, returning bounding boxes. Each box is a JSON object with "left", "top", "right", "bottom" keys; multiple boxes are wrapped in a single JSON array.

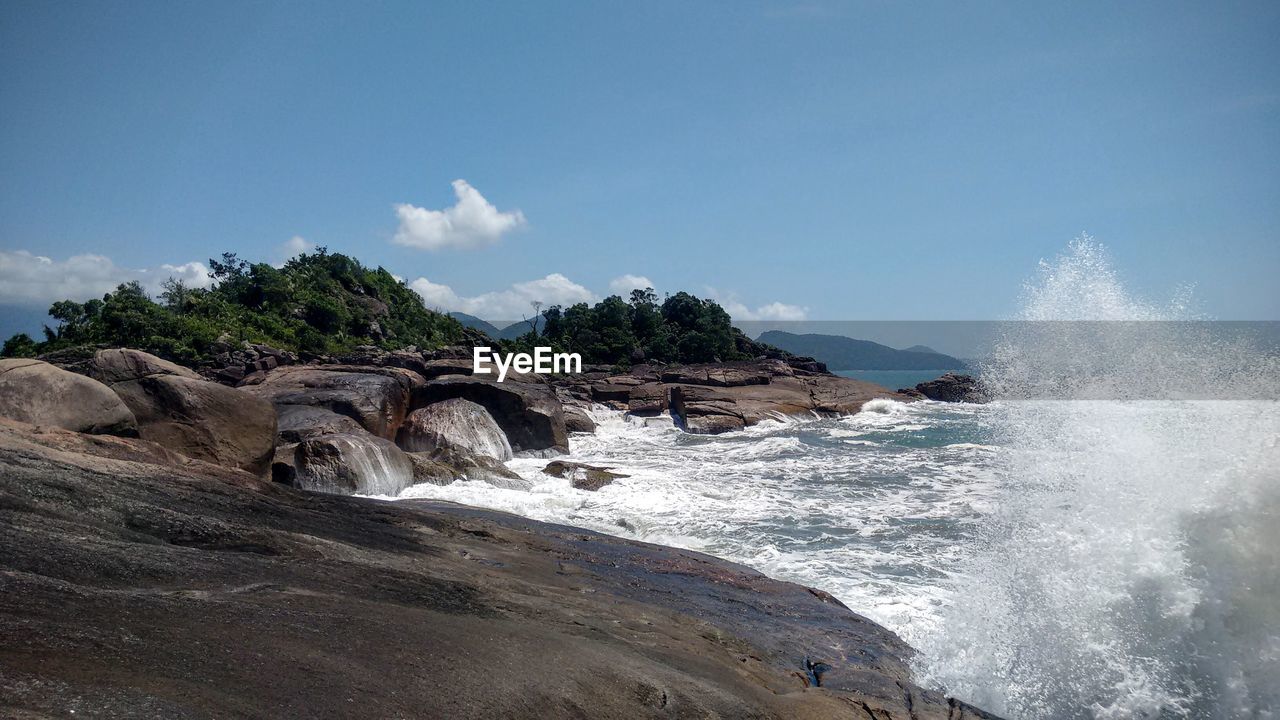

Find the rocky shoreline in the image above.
[{"left": 0, "top": 346, "right": 999, "bottom": 719}]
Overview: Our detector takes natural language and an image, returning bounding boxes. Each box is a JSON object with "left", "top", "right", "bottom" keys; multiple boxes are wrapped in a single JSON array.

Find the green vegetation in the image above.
[
  {"left": 502, "top": 288, "right": 777, "bottom": 366},
  {"left": 4, "top": 250, "right": 467, "bottom": 363},
  {"left": 3, "top": 249, "right": 782, "bottom": 368}
]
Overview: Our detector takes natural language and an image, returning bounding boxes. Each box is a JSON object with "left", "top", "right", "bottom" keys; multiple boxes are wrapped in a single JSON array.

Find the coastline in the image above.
[
  {"left": 0, "top": 416, "right": 1000, "bottom": 719},
  {"left": 0, "top": 347, "right": 999, "bottom": 718}
]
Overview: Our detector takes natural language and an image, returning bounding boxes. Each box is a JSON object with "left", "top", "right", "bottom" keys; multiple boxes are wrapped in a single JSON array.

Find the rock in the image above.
[
  {"left": 396, "top": 398, "right": 513, "bottom": 461},
  {"left": 562, "top": 406, "right": 596, "bottom": 434},
  {"left": 404, "top": 452, "right": 458, "bottom": 486},
  {"left": 240, "top": 365, "right": 424, "bottom": 439},
  {"left": 0, "top": 359, "right": 138, "bottom": 436},
  {"left": 412, "top": 447, "right": 527, "bottom": 489},
  {"left": 914, "top": 373, "right": 984, "bottom": 403},
  {"left": 87, "top": 348, "right": 200, "bottom": 385},
  {"left": 89, "top": 350, "right": 276, "bottom": 477},
  {"left": 626, "top": 384, "right": 667, "bottom": 416},
  {"left": 542, "top": 460, "right": 628, "bottom": 491},
  {"left": 414, "top": 377, "right": 568, "bottom": 456},
  {"left": 275, "top": 405, "right": 366, "bottom": 443},
  {"left": 681, "top": 413, "right": 746, "bottom": 435},
  {"left": 581, "top": 360, "right": 915, "bottom": 436},
  {"left": 418, "top": 358, "right": 475, "bottom": 380},
  {"left": 660, "top": 367, "right": 771, "bottom": 387},
  {"left": 289, "top": 432, "right": 414, "bottom": 496},
  {"left": 590, "top": 384, "right": 634, "bottom": 402},
  {"left": 0, "top": 426, "right": 1004, "bottom": 719}
]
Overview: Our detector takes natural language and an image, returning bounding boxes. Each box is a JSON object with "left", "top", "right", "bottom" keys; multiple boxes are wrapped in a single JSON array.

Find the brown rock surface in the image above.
[
  {"left": 240, "top": 365, "right": 424, "bottom": 439},
  {"left": 414, "top": 376, "right": 569, "bottom": 455},
  {"left": 0, "top": 359, "right": 138, "bottom": 436},
  {"left": 0, "top": 423, "right": 1001, "bottom": 720},
  {"left": 88, "top": 349, "right": 276, "bottom": 476}
]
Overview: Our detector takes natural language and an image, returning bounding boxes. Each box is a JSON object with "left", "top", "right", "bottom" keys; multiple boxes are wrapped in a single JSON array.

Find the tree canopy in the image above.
[
  {"left": 505, "top": 288, "right": 774, "bottom": 366},
  {"left": 3, "top": 250, "right": 782, "bottom": 369},
  {"left": 4, "top": 249, "right": 467, "bottom": 362}
]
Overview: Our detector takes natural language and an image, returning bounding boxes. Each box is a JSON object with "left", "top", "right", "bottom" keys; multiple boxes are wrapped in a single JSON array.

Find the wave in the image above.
[{"left": 914, "top": 238, "right": 1280, "bottom": 718}]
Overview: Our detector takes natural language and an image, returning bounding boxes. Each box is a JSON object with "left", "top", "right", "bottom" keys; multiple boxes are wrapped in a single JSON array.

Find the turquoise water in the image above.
[{"left": 835, "top": 369, "right": 962, "bottom": 390}]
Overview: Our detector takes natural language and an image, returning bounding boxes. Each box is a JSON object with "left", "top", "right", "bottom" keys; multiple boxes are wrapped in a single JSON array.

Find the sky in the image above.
[{"left": 1, "top": 0, "right": 1278, "bottom": 337}]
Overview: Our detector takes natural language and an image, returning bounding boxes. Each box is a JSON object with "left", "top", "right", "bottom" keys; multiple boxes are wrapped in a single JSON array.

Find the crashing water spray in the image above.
[{"left": 914, "top": 237, "right": 1280, "bottom": 718}]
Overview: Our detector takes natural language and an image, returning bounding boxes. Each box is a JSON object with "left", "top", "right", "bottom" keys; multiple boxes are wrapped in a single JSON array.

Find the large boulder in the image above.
[
  {"left": 89, "top": 349, "right": 276, "bottom": 476},
  {"left": 413, "top": 377, "right": 568, "bottom": 456},
  {"left": 240, "top": 365, "right": 423, "bottom": 439},
  {"left": 396, "top": 398, "right": 512, "bottom": 461},
  {"left": 0, "top": 359, "right": 138, "bottom": 436},
  {"left": 287, "top": 433, "right": 414, "bottom": 496},
  {"left": 88, "top": 348, "right": 201, "bottom": 385},
  {"left": 911, "top": 373, "right": 984, "bottom": 403},
  {"left": 275, "top": 405, "right": 366, "bottom": 444}
]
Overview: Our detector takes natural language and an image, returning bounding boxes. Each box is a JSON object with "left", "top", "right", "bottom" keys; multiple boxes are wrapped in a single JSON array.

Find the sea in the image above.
[{"left": 377, "top": 240, "right": 1280, "bottom": 719}]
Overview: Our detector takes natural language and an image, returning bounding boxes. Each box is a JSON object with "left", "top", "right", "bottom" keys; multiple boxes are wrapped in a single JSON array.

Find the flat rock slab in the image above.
[{"left": 0, "top": 421, "right": 1001, "bottom": 720}]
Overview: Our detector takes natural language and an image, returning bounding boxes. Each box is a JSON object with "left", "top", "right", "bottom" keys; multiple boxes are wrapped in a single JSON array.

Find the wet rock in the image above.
[
  {"left": 542, "top": 460, "right": 628, "bottom": 491},
  {"left": 289, "top": 432, "right": 414, "bottom": 496},
  {"left": 396, "top": 398, "right": 513, "bottom": 461},
  {"left": 414, "top": 377, "right": 568, "bottom": 456},
  {"left": 88, "top": 349, "right": 276, "bottom": 475},
  {"left": 0, "top": 359, "right": 138, "bottom": 436},
  {"left": 411, "top": 447, "right": 526, "bottom": 489},
  {"left": 563, "top": 406, "right": 596, "bottom": 434},
  {"left": 662, "top": 362, "right": 909, "bottom": 434},
  {"left": 914, "top": 373, "right": 984, "bottom": 403}
]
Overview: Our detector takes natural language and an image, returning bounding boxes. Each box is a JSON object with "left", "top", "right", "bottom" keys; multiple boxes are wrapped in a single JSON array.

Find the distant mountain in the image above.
[
  {"left": 448, "top": 312, "right": 501, "bottom": 338},
  {"left": 902, "top": 344, "right": 937, "bottom": 354},
  {"left": 497, "top": 321, "right": 535, "bottom": 340},
  {"left": 757, "top": 331, "right": 967, "bottom": 371}
]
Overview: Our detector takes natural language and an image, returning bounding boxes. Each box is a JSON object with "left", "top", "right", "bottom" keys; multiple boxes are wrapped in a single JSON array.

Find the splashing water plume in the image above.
[{"left": 915, "top": 238, "right": 1280, "bottom": 718}]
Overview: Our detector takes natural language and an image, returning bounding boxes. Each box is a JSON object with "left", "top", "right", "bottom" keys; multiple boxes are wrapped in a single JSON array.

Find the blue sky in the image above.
[{"left": 1, "top": 0, "right": 1277, "bottom": 334}]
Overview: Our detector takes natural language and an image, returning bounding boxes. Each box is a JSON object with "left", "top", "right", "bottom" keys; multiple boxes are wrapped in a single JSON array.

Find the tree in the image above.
[{"left": 1, "top": 333, "right": 37, "bottom": 358}]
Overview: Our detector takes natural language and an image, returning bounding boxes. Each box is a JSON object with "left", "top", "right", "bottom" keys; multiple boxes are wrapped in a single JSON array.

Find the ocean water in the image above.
[
  {"left": 835, "top": 368, "right": 967, "bottom": 390},
  {"left": 377, "top": 239, "right": 1280, "bottom": 718}
]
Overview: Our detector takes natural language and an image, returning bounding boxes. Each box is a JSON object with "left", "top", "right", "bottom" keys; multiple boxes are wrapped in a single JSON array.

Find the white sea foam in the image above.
[
  {"left": 377, "top": 237, "right": 1277, "bottom": 718},
  {"left": 387, "top": 399, "right": 999, "bottom": 645},
  {"left": 915, "top": 238, "right": 1280, "bottom": 718}
]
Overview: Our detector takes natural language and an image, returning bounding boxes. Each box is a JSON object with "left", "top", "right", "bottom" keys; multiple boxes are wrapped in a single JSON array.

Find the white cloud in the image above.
[
  {"left": 410, "top": 273, "right": 597, "bottom": 319},
  {"left": 393, "top": 179, "right": 526, "bottom": 251},
  {"left": 608, "top": 274, "right": 655, "bottom": 296},
  {"left": 0, "top": 250, "right": 212, "bottom": 306},
  {"left": 706, "top": 288, "right": 809, "bottom": 321},
  {"left": 282, "top": 235, "right": 313, "bottom": 256}
]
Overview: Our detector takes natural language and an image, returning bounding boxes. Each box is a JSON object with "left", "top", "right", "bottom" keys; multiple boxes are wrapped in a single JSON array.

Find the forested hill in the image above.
[
  {"left": 757, "top": 331, "right": 966, "bottom": 371},
  {"left": 2, "top": 250, "right": 786, "bottom": 368},
  {"left": 1, "top": 250, "right": 469, "bottom": 363}
]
